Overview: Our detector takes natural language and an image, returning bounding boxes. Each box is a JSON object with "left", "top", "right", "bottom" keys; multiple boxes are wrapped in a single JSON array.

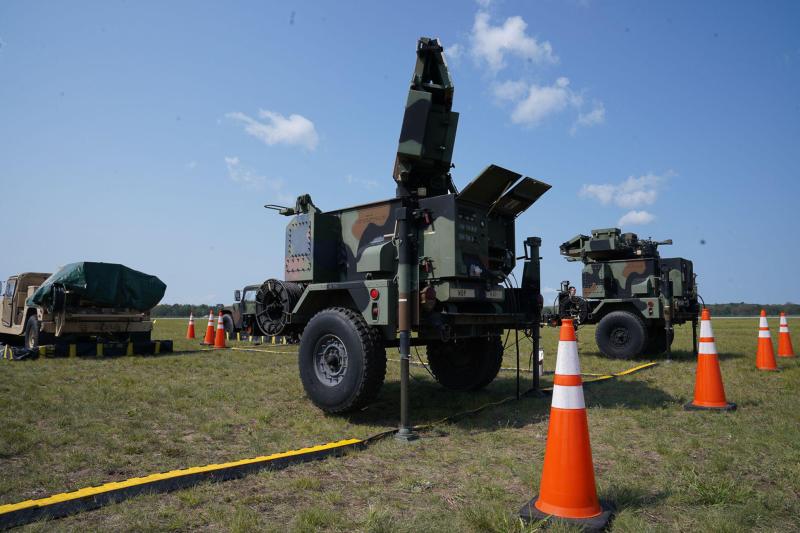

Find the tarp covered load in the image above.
[{"left": 27, "top": 262, "right": 166, "bottom": 312}]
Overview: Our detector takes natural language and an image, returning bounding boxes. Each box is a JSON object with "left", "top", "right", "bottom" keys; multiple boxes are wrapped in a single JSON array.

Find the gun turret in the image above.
[
  {"left": 392, "top": 37, "right": 459, "bottom": 199},
  {"left": 560, "top": 228, "right": 673, "bottom": 264}
]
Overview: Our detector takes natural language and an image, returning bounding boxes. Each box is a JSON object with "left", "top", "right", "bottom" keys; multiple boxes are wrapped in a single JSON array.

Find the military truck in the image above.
[
  {"left": 224, "top": 284, "right": 263, "bottom": 336},
  {"left": 550, "top": 228, "right": 699, "bottom": 359},
  {"left": 255, "top": 38, "right": 549, "bottom": 430},
  {"left": 0, "top": 263, "right": 165, "bottom": 350}
]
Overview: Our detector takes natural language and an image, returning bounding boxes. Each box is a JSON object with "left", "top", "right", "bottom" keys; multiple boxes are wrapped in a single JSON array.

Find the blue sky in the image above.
[{"left": 1, "top": 1, "right": 798, "bottom": 304}]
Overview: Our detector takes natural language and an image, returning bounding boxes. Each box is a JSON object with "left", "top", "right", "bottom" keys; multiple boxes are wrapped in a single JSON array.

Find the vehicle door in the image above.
[{"left": 1, "top": 278, "right": 17, "bottom": 328}]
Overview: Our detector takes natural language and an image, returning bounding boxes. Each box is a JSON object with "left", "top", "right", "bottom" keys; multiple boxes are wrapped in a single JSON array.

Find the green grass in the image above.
[{"left": 1, "top": 317, "right": 798, "bottom": 531}]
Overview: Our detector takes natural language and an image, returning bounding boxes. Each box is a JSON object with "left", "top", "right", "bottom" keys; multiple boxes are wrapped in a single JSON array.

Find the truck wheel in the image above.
[
  {"left": 298, "top": 308, "right": 387, "bottom": 413},
  {"left": 426, "top": 336, "right": 504, "bottom": 391},
  {"left": 222, "top": 314, "right": 234, "bottom": 335},
  {"left": 595, "top": 311, "right": 647, "bottom": 359},
  {"left": 24, "top": 316, "right": 51, "bottom": 350}
]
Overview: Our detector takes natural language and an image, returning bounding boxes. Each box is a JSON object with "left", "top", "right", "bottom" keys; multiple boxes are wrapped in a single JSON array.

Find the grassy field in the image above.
[{"left": 1, "top": 317, "right": 798, "bottom": 532}]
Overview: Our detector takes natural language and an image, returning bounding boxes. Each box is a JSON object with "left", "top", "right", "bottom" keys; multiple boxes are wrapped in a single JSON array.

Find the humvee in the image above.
[
  {"left": 224, "top": 284, "right": 260, "bottom": 335},
  {"left": 0, "top": 264, "right": 163, "bottom": 350}
]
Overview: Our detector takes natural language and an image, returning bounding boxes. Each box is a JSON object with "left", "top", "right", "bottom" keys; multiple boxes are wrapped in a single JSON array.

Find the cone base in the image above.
[
  {"left": 684, "top": 401, "right": 736, "bottom": 412},
  {"left": 519, "top": 497, "right": 614, "bottom": 532},
  {"left": 777, "top": 354, "right": 795, "bottom": 358}
]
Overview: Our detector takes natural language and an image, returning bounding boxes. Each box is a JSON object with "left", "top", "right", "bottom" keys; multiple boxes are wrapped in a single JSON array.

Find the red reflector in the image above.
[{"left": 370, "top": 288, "right": 380, "bottom": 300}]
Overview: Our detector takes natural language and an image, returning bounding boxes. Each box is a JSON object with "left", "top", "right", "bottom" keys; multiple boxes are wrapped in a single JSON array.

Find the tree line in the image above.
[
  {"left": 152, "top": 302, "right": 799, "bottom": 318},
  {"left": 152, "top": 304, "right": 218, "bottom": 317},
  {"left": 702, "top": 303, "right": 800, "bottom": 317}
]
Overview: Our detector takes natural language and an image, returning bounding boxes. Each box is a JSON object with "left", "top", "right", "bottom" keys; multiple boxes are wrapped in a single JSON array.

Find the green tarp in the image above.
[{"left": 27, "top": 262, "right": 166, "bottom": 312}]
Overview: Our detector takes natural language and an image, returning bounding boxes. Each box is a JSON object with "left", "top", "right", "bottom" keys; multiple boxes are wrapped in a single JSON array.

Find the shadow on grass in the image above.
[
  {"left": 347, "top": 374, "right": 676, "bottom": 433},
  {"left": 605, "top": 484, "right": 671, "bottom": 510}
]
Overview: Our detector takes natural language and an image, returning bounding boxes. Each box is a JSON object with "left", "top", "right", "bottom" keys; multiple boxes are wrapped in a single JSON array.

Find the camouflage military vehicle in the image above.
[
  {"left": 0, "top": 263, "right": 164, "bottom": 350},
  {"left": 552, "top": 228, "right": 699, "bottom": 359},
  {"left": 223, "top": 284, "right": 259, "bottom": 334},
  {"left": 255, "top": 38, "right": 549, "bottom": 430}
]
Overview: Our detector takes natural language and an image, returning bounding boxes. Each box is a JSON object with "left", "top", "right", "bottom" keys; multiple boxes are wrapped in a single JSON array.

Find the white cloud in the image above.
[
  {"left": 510, "top": 77, "right": 582, "bottom": 125},
  {"left": 226, "top": 110, "right": 319, "bottom": 150},
  {"left": 470, "top": 11, "right": 557, "bottom": 71},
  {"left": 445, "top": 43, "right": 463, "bottom": 60},
  {"left": 225, "top": 156, "right": 294, "bottom": 204},
  {"left": 492, "top": 79, "right": 528, "bottom": 102},
  {"left": 571, "top": 101, "right": 606, "bottom": 134},
  {"left": 618, "top": 210, "right": 655, "bottom": 226},
  {"left": 580, "top": 173, "right": 667, "bottom": 208}
]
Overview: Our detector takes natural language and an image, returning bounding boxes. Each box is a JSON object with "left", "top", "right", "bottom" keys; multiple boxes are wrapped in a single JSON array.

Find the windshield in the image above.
[{"left": 243, "top": 290, "right": 257, "bottom": 303}]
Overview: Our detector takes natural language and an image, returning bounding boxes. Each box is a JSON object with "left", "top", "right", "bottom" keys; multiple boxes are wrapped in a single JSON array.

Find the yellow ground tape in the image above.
[
  {"left": 387, "top": 357, "right": 657, "bottom": 381},
  {"left": 230, "top": 347, "right": 298, "bottom": 355},
  {"left": 540, "top": 362, "right": 658, "bottom": 391}
]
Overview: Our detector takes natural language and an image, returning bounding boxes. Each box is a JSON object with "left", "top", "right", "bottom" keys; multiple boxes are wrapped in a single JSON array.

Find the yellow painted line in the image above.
[
  {"left": 0, "top": 439, "right": 361, "bottom": 516},
  {"left": 230, "top": 347, "right": 297, "bottom": 355}
]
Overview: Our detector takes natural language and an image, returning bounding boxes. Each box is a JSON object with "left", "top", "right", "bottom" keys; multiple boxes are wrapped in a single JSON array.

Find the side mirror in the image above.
[{"left": 234, "top": 290, "right": 241, "bottom": 302}]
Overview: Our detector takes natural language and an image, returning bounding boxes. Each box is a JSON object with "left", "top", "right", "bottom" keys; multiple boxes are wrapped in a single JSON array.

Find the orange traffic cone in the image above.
[
  {"left": 520, "top": 319, "right": 613, "bottom": 530},
  {"left": 685, "top": 309, "right": 736, "bottom": 411},
  {"left": 186, "top": 311, "right": 196, "bottom": 339},
  {"left": 201, "top": 310, "right": 215, "bottom": 345},
  {"left": 213, "top": 311, "right": 226, "bottom": 349},
  {"left": 777, "top": 312, "right": 795, "bottom": 358},
  {"left": 756, "top": 310, "right": 778, "bottom": 371}
]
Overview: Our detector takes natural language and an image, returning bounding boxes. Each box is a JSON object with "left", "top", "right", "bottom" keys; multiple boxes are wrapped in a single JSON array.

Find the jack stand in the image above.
[
  {"left": 395, "top": 344, "right": 418, "bottom": 442},
  {"left": 394, "top": 207, "right": 418, "bottom": 443},
  {"left": 526, "top": 323, "right": 546, "bottom": 397}
]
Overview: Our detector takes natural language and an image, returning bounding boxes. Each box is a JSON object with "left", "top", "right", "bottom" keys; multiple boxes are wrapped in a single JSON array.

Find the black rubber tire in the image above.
[
  {"left": 595, "top": 311, "right": 647, "bottom": 359},
  {"left": 298, "top": 307, "right": 386, "bottom": 414},
  {"left": 222, "top": 314, "right": 235, "bottom": 335},
  {"left": 24, "top": 315, "right": 40, "bottom": 350},
  {"left": 426, "top": 336, "right": 504, "bottom": 391}
]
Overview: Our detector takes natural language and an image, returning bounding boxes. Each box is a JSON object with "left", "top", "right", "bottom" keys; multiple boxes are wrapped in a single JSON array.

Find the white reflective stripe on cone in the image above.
[
  {"left": 759, "top": 330, "right": 771, "bottom": 338},
  {"left": 551, "top": 384, "right": 586, "bottom": 410},
  {"left": 698, "top": 340, "right": 717, "bottom": 355},
  {"left": 700, "top": 320, "right": 713, "bottom": 338},
  {"left": 759, "top": 317, "right": 769, "bottom": 328},
  {"left": 554, "top": 343, "right": 581, "bottom": 375}
]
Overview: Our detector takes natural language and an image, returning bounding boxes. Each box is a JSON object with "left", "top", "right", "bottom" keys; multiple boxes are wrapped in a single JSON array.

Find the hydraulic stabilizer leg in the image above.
[{"left": 395, "top": 207, "right": 418, "bottom": 442}]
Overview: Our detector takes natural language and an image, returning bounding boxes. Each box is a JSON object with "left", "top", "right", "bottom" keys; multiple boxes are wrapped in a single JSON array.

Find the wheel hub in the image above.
[
  {"left": 610, "top": 326, "right": 629, "bottom": 347},
  {"left": 314, "top": 334, "right": 348, "bottom": 386}
]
